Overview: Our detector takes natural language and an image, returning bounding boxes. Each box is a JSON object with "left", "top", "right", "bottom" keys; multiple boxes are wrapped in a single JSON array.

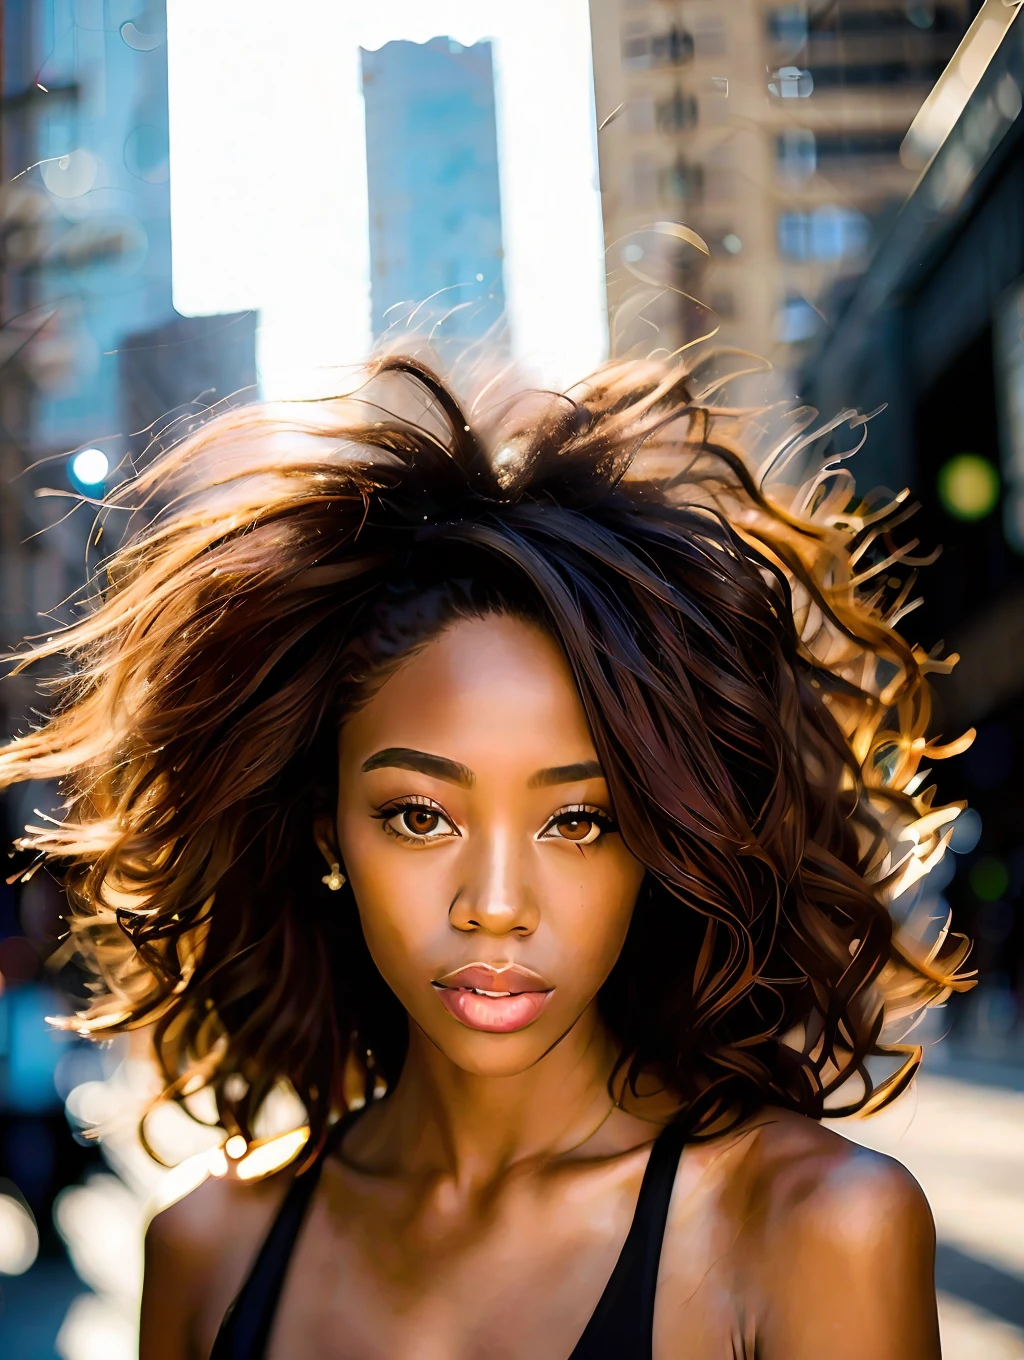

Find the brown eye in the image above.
[
  {"left": 379, "top": 801, "right": 457, "bottom": 841},
  {"left": 540, "top": 807, "right": 612, "bottom": 846},
  {"left": 403, "top": 808, "right": 439, "bottom": 836},
  {"left": 556, "top": 815, "right": 597, "bottom": 843}
]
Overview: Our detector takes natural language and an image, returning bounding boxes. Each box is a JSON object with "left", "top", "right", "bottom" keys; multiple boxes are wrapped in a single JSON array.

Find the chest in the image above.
[{"left": 262, "top": 1158, "right": 747, "bottom": 1360}]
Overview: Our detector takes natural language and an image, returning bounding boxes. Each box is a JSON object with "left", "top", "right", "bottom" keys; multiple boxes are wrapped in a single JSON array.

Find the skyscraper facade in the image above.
[
  {"left": 361, "top": 37, "right": 507, "bottom": 352},
  {"left": 0, "top": 2, "right": 257, "bottom": 726},
  {"left": 588, "top": 0, "right": 972, "bottom": 377},
  {"left": 31, "top": 0, "right": 175, "bottom": 450}
]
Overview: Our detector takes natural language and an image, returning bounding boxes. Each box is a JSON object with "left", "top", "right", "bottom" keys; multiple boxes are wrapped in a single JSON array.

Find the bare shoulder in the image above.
[
  {"left": 659, "top": 1107, "right": 939, "bottom": 1359},
  {"left": 147, "top": 1160, "right": 289, "bottom": 1256},
  {"left": 141, "top": 1168, "right": 292, "bottom": 1360},
  {"left": 737, "top": 1107, "right": 933, "bottom": 1252}
]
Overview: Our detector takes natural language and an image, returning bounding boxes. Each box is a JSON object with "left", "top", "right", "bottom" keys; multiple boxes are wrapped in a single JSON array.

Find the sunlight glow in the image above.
[
  {"left": 236, "top": 1127, "right": 310, "bottom": 1180},
  {"left": 166, "top": 0, "right": 607, "bottom": 396}
]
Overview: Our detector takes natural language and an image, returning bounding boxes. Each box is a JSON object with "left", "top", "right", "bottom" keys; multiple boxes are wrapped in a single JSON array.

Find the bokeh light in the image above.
[
  {"left": 55, "top": 1293, "right": 137, "bottom": 1360},
  {"left": 40, "top": 148, "right": 99, "bottom": 200},
  {"left": 0, "top": 1192, "right": 39, "bottom": 1276},
  {"left": 70, "top": 448, "right": 110, "bottom": 487},
  {"left": 969, "top": 855, "right": 1010, "bottom": 902},
  {"left": 937, "top": 453, "right": 1001, "bottom": 521}
]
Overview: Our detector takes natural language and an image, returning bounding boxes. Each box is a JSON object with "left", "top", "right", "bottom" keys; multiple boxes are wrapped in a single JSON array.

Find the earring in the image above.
[{"left": 321, "top": 862, "right": 346, "bottom": 892}]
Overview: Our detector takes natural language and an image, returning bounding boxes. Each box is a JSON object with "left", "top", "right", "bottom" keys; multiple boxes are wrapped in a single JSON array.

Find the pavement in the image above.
[{"left": 832, "top": 1070, "right": 1024, "bottom": 1358}]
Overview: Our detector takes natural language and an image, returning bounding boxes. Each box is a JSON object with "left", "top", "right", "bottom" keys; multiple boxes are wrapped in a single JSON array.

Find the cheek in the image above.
[
  {"left": 542, "top": 848, "right": 644, "bottom": 982},
  {"left": 337, "top": 816, "right": 448, "bottom": 986}
]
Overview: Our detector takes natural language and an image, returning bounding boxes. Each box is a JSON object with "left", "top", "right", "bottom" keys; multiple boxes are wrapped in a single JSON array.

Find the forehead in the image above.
[{"left": 338, "top": 614, "right": 598, "bottom": 773}]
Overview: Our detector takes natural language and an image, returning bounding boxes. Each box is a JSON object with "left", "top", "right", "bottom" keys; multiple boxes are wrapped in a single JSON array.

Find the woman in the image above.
[{"left": 0, "top": 353, "right": 969, "bottom": 1357}]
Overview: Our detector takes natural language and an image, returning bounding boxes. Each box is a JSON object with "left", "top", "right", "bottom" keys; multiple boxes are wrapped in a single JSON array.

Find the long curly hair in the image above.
[{"left": 0, "top": 350, "right": 972, "bottom": 1156}]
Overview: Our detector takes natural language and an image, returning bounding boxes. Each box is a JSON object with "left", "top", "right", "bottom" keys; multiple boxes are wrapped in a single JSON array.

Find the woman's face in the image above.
[{"left": 330, "top": 613, "right": 645, "bottom": 1077}]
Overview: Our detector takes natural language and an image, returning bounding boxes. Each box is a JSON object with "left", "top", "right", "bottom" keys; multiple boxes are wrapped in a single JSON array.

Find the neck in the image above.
[{"left": 370, "top": 1002, "right": 621, "bottom": 1186}]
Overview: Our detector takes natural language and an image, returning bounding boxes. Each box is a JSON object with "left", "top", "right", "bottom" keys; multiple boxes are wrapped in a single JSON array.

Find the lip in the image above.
[{"left": 431, "top": 962, "right": 554, "bottom": 1034}]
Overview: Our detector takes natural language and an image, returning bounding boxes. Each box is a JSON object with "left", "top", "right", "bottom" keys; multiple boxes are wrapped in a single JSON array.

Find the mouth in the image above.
[{"left": 431, "top": 963, "right": 554, "bottom": 1034}]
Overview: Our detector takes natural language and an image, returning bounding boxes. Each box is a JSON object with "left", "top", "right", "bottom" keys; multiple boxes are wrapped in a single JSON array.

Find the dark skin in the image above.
[{"left": 142, "top": 615, "right": 940, "bottom": 1359}]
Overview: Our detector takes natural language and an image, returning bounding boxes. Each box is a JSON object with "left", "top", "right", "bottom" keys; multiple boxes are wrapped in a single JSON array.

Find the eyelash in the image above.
[
  {"left": 539, "top": 804, "right": 617, "bottom": 844},
  {"left": 372, "top": 796, "right": 457, "bottom": 845},
  {"left": 371, "top": 799, "right": 618, "bottom": 845}
]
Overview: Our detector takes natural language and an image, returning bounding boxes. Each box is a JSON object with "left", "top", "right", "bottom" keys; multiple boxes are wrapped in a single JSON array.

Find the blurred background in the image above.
[{"left": 0, "top": 0, "right": 1021, "bottom": 1355}]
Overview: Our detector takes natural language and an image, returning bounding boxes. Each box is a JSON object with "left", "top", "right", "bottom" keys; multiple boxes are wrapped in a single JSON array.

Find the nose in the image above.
[{"left": 448, "top": 827, "right": 539, "bottom": 937}]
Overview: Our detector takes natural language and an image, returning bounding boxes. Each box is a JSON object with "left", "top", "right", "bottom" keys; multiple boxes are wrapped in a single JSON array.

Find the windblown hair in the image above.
[{"left": 0, "top": 351, "right": 972, "bottom": 1155}]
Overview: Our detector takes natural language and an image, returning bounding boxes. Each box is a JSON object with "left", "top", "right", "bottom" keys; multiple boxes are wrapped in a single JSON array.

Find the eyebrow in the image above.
[
  {"left": 528, "top": 760, "right": 604, "bottom": 789},
  {"left": 360, "top": 747, "right": 476, "bottom": 788}
]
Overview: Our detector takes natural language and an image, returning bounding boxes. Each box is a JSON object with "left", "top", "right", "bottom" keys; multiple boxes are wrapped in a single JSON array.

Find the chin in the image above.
[
  {"left": 419, "top": 1020, "right": 566, "bottom": 1078},
  {"left": 446, "top": 1043, "right": 554, "bottom": 1078}
]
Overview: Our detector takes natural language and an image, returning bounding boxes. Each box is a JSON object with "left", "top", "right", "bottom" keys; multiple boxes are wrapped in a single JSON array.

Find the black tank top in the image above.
[{"left": 210, "top": 1116, "right": 687, "bottom": 1360}]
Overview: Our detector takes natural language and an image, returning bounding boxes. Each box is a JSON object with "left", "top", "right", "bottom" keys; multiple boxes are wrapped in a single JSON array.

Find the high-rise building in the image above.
[
  {"left": 589, "top": 0, "right": 972, "bottom": 378},
  {"left": 0, "top": 1, "right": 258, "bottom": 721},
  {"left": 31, "top": 0, "right": 175, "bottom": 450},
  {"left": 361, "top": 37, "right": 507, "bottom": 353}
]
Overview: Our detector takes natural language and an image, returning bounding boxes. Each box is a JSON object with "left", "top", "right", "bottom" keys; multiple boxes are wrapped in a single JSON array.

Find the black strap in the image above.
[
  {"left": 211, "top": 1114, "right": 686, "bottom": 1360},
  {"left": 209, "top": 1117, "right": 351, "bottom": 1360},
  {"left": 568, "top": 1120, "right": 687, "bottom": 1359}
]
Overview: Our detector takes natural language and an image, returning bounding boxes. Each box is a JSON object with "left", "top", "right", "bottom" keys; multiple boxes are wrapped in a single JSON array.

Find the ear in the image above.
[{"left": 313, "top": 812, "right": 340, "bottom": 870}]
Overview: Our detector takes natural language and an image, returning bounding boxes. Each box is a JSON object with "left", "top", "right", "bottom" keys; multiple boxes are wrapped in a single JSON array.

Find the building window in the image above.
[
  {"left": 810, "top": 61, "right": 948, "bottom": 89},
  {"left": 778, "top": 205, "right": 871, "bottom": 261},
  {"left": 659, "top": 157, "right": 704, "bottom": 205},
  {"left": 622, "top": 24, "right": 695, "bottom": 70},
  {"left": 776, "top": 129, "right": 817, "bottom": 182},
  {"left": 768, "top": 6, "right": 809, "bottom": 50},
  {"left": 770, "top": 3, "right": 962, "bottom": 43},
  {"left": 813, "top": 131, "right": 907, "bottom": 163},
  {"left": 776, "top": 293, "right": 822, "bottom": 344},
  {"left": 768, "top": 66, "right": 814, "bottom": 98},
  {"left": 806, "top": 4, "right": 963, "bottom": 37},
  {"left": 656, "top": 88, "right": 698, "bottom": 132}
]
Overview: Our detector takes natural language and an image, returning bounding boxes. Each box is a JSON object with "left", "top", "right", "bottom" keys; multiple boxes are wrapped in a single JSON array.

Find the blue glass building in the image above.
[
  {"left": 360, "top": 37, "right": 507, "bottom": 351},
  {"left": 30, "top": 0, "right": 175, "bottom": 450},
  {"left": 7, "top": 2, "right": 256, "bottom": 461}
]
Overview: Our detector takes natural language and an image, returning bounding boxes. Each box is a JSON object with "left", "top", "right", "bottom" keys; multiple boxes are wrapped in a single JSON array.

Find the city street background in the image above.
[{"left": 0, "top": 0, "right": 1023, "bottom": 1355}]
